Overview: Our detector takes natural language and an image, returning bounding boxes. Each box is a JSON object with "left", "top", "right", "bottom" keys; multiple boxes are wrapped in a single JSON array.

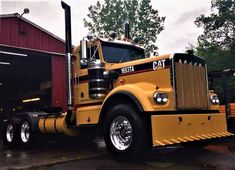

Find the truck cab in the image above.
[{"left": 70, "top": 36, "right": 232, "bottom": 153}]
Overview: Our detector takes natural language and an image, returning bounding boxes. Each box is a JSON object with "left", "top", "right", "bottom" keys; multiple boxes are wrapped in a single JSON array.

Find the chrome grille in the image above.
[{"left": 173, "top": 54, "right": 209, "bottom": 110}]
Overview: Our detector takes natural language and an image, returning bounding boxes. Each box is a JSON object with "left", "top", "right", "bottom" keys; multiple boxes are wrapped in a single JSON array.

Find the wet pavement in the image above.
[{"left": 1, "top": 135, "right": 235, "bottom": 170}]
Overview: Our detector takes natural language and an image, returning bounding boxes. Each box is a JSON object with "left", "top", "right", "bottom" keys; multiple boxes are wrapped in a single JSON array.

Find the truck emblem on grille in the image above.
[{"left": 153, "top": 59, "right": 166, "bottom": 70}]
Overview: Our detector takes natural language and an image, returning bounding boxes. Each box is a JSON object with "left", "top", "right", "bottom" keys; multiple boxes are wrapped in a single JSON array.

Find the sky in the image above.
[{"left": 0, "top": 0, "right": 212, "bottom": 54}]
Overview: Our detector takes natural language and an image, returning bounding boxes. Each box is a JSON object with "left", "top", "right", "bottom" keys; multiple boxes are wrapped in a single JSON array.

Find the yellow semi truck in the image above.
[{"left": 1, "top": 2, "right": 232, "bottom": 159}]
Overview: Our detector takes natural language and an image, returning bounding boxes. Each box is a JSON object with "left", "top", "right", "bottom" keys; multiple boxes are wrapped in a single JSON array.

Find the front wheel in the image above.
[{"left": 104, "top": 104, "right": 151, "bottom": 160}]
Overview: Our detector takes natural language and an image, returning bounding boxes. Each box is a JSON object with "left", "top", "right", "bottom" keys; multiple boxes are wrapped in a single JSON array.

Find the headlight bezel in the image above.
[
  {"left": 153, "top": 92, "right": 168, "bottom": 105},
  {"left": 210, "top": 94, "right": 220, "bottom": 104}
]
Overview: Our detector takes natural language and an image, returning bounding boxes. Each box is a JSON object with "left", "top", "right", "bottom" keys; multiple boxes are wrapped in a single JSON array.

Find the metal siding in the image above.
[
  {"left": 0, "top": 17, "right": 65, "bottom": 53},
  {"left": 52, "top": 56, "right": 67, "bottom": 111}
]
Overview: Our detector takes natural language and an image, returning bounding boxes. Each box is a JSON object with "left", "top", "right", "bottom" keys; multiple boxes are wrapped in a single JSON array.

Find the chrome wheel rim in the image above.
[
  {"left": 110, "top": 116, "right": 133, "bottom": 151},
  {"left": 20, "top": 121, "right": 30, "bottom": 143},
  {"left": 6, "top": 123, "right": 14, "bottom": 143}
]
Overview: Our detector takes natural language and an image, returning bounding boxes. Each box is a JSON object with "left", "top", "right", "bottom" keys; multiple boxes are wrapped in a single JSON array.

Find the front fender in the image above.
[{"left": 103, "top": 84, "right": 155, "bottom": 111}]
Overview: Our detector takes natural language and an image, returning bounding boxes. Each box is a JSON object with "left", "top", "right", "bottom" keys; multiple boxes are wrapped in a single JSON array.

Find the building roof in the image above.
[{"left": 0, "top": 13, "right": 65, "bottom": 44}]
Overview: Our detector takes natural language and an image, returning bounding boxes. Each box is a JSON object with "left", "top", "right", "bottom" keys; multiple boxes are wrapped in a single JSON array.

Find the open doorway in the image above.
[{"left": 0, "top": 49, "right": 52, "bottom": 115}]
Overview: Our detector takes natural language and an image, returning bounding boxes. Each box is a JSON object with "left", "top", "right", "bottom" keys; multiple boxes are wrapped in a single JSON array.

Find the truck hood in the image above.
[{"left": 105, "top": 53, "right": 172, "bottom": 71}]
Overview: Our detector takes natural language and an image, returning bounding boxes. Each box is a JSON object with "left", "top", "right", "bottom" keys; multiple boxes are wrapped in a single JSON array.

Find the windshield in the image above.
[{"left": 102, "top": 42, "right": 145, "bottom": 63}]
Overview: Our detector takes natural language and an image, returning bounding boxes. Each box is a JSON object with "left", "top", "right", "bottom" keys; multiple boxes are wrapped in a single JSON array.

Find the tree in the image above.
[
  {"left": 193, "top": 0, "right": 235, "bottom": 102},
  {"left": 193, "top": 0, "right": 235, "bottom": 71},
  {"left": 195, "top": 0, "right": 235, "bottom": 49},
  {"left": 84, "top": 0, "right": 165, "bottom": 53}
]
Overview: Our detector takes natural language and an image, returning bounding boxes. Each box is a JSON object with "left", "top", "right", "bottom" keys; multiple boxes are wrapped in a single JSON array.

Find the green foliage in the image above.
[
  {"left": 193, "top": 0, "right": 235, "bottom": 71},
  {"left": 193, "top": 0, "right": 235, "bottom": 102},
  {"left": 195, "top": 0, "right": 235, "bottom": 49},
  {"left": 84, "top": 0, "right": 165, "bottom": 53},
  {"left": 195, "top": 39, "right": 235, "bottom": 71}
]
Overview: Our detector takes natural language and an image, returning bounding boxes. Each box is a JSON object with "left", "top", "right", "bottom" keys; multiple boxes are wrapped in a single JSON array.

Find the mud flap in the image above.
[{"left": 151, "top": 113, "right": 233, "bottom": 146}]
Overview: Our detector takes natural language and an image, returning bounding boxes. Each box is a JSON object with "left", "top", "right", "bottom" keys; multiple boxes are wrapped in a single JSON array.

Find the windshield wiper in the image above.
[{"left": 119, "top": 49, "right": 128, "bottom": 63}]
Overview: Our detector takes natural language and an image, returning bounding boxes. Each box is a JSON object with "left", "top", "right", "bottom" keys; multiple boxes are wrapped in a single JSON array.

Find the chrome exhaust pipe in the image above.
[{"left": 61, "top": 1, "right": 74, "bottom": 125}]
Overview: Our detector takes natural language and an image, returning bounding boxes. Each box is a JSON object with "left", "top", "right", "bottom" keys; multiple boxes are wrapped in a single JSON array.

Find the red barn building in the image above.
[{"left": 0, "top": 13, "right": 67, "bottom": 114}]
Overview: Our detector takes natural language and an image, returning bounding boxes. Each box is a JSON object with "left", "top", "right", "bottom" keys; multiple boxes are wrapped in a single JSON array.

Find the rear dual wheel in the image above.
[
  {"left": 5, "top": 123, "right": 14, "bottom": 143},
  {"left": 1, "top": 118, "right": 32, "bottom": 148},
  {"left": 19, "top": 120, "right": 32, "bottom": 146},
  {"left": 1, "top": 118, "right": 20, "bottom": 148}
]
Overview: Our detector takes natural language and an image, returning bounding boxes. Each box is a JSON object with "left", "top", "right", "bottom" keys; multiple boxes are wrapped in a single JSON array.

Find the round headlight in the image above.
[
  {"left": 210, "top": 95, "right": 219, "bottom": 104},
  {"left": 157, "top": 98, "right": 162, "bottom": 103},
  {"left": 163, "top": 98, "right": 168, "bottom": 103},
  {"left": 154, "top": 92, "right": 168, "bottom": 104}
]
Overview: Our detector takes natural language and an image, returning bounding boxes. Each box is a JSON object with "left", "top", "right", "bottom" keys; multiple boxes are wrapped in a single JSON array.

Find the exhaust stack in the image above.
[
  {"left": 61, "top": 1, "right": 72, "bottom": 111},
  {"left": 124, "top": 20, "right": 130, "bottom": 39}
]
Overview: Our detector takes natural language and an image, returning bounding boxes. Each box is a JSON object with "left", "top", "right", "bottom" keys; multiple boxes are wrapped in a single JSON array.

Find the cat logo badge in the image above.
[{"left": 153, "top": 59, "right": 166, "bottom": 70}]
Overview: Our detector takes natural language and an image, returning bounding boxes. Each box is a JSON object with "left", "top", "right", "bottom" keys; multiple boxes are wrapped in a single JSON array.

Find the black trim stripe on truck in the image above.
[{"left": 75, "top": 58, "right": 171, "bottom": 84}]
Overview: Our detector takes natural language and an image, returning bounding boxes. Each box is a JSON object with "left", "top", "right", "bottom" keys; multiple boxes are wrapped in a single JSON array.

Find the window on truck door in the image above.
[
  {"left": 102, "top": 42, "right": 145, "bottom": 63},
  {"left": 80, "top": 45, "right": 100, "bottom": 69}
]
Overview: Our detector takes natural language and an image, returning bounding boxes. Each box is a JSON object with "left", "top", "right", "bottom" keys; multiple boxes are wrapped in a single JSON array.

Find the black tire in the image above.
[
  {"left": 230, "top": 122, "right": 235, "bottom": 133},
  {"left": 228, "top": 118, "right": 235, "bottom": 133},
  {"left": 182, "top": 139, "right": 212, "bottom": 148},
  {"left": 104, "top": 104, "right": 151, "bottom": 160},
  {"left": 1, "top": 118, "right": 20, "bottom": 148},
  {"left": 19, "top": 118, "right": 33, "bottom": 147}
]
